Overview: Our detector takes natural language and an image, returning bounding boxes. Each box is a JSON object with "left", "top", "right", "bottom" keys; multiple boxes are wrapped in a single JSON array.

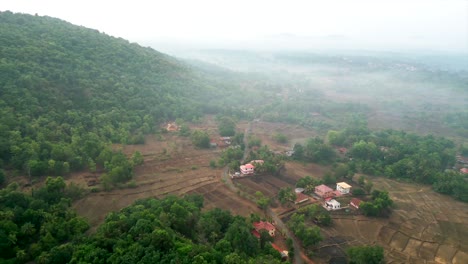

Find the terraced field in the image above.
[{"left": 311, "top": 178, "right": 468, "bottom": 264}]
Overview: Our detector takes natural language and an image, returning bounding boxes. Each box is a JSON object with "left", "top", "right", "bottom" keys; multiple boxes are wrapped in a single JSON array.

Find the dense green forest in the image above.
[
  {"left": 0, "top": 11, "right": 251, "bottom": 178},
  {"left": 323, "top": 125, "right": 468, "bottom": 202},
  {"left": 0, "top": 180, "right": 284, "bottom": 263}
]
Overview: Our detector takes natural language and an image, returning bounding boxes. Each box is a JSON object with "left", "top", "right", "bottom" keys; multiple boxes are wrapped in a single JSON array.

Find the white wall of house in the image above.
[{"left": 336, "top": 183, "right": 351, "bottom": 194}]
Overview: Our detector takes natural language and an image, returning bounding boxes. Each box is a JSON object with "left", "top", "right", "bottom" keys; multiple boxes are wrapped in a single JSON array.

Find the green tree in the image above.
[
  {"left": 259, "top": 229, "right": 273, "bottom": 249},
  {"left": 191, "top": 130, "right": 210, "bottom": 149},
  {"left": 218, "top": 116, "right": 236, "bottom": 137},
  {"left": 255, "top": 191, "right": 270, "bottom": 210},
  {"left": 131, "top": 151, "right": 144, "bottom": 166},
  {"left": 347, "top": 245, "right": 384, "bottom": 264},
  {"left": 278, "top": 187, "right": 295, "bottom": 205},
  {"left": 273, "top": 133, "right": 288, "bottom": 144},
  {"left": 179, "top": 123, "right": 191, "bottom": 137},
  {"left": 0, "top": 169, "right": 5, "bottom": 186}
]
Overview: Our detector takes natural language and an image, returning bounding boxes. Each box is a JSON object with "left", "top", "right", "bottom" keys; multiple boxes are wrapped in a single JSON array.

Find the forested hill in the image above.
[{"left": 0, "top": 11, "right": 227, "bottom": 177}]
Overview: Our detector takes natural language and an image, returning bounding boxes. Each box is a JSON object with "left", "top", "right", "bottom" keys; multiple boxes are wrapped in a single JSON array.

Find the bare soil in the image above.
[
  {"left": 72, "top": 116, "right": 261, "bottom": 230},
  {"left": 310, "top": 177, "right": 468, "bottom": 264}
]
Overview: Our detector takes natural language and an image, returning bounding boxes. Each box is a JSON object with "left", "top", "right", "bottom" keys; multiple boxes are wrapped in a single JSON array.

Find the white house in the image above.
[
  {"left": 240, "top": 163, "right": 255, "bottom": 175},
  {"left": 336, "top": 182, "right": 352, "bottom": 194},
  {"left": 325, "top": 199, "right": 341, "bottom": 210}
]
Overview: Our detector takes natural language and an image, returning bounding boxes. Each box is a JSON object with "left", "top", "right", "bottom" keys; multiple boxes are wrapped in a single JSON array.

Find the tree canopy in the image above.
[{"left": 0, "top": 11, "right": 244, "bottom": 177}]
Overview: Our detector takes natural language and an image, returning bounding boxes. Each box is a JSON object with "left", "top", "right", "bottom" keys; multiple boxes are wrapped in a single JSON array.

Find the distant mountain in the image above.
[{"left": 0, "top": 11, "right": 236, "bottom": 176}]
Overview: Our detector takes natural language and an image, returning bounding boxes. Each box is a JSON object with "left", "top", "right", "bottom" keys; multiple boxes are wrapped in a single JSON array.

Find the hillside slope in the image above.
[{"left": 0, "top": 11, "right": 229, "bottom": 176}]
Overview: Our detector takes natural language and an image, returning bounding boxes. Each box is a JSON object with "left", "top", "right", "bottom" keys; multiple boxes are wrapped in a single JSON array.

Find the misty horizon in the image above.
[{"left": 2, "top": 0, "right": 467, "bottom": 54}]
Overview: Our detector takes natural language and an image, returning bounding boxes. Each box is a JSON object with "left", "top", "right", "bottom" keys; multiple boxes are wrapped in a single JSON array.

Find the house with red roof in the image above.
[
  {"left": 240, "top": 163, "right": 255, "bottom": 175},
  {"left": 350, "top": 198, "right": 362, "bottom": 209},
  {"left": 271, "top": 243, "right": 289, "bottom": 259},
  {"left": 315, "top": 184, "right": 334, "bottom": 198},
  {"left": 460, "top": 168, "right": 468, "bottom": 174},
  {"left": 253, "top": 221, "right": 276, "bottom": 237},
  {"left": 295, "top": 192, "right": 309, "bottom": 204}
]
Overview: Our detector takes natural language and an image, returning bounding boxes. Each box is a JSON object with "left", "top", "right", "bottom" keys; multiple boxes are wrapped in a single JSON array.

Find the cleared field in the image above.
[
  {"left": 310, "top": 178, "right": 468, "bottom": 264},
  {"left": 250, "top": 120, "right": 316, "bottom": 152},
  {"left": 72, "top": 116, "right": 260, "bottom": 230}
]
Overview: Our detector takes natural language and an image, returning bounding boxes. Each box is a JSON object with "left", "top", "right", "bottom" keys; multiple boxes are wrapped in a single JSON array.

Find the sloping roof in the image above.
[
  {"left": 460, "top": 168, "right": 468, "bottom": 174},
  {"left": 251, "top": 229, "right": 260, "bottom": 238},
  {"left": 244, "top": 163, "right": 255, "bottom": 169},
  {"left": 253, "top": 221, "right": 275, "bottom": 231},
  {"left": 333, "top": 190, "right": 342, "bottom": 197},
  {"left": 295, "top": 192, "right": 309, "bottom": 204},
  {"left": 315, "top": 184, "right": 333, "bottom": 193},
  {"left": 350, "top": 198, "right": 362, "bottom": 208},
  {"left": 166, "top": 123, "right": 179, "bottom": 131},
  {"left": 337, "top": 182, "right": 352, "bottom": 189},
  {"left": 295, "top": 188, "right": 305, "bottom": 193}
]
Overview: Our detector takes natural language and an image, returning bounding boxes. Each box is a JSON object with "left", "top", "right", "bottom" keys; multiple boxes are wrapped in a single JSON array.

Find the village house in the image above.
[
  {"left": 295, "top": 192, "right": 309, "bottom": 204},
  {"left": 315, "top": 184, "right": 334, "bottom": 198},
  {"left": 325, "top": 199, "right": 341, "bottom": 210},
  {"left": 166, "top": 122, "right": 179, "bottom": 132},
  {"left": 336, "top": 182, "right": 352, "bottom": 194},
  {"left": 252, "top": 221, "right": 276, "bottom": 237},
  {"left": 350, "top": 198, "right": 362, "bottom": 209},
  {"left": 271, "top": 243, "right": 289, "bottom": 259},
  {"left": 460, "top": 168, "right": 468, "bottom": 174},
  {"left": 209, "top": 140, "right": 218, "bottom": 148},
  {"left": 217, "top": 137, "right": 232, "bottom": 147},
  {"left": 240, "top": 163, "right": 255, "bottom": 175},
  {"left": 220, "top": 137, "right": 231, "bottom": 144}
]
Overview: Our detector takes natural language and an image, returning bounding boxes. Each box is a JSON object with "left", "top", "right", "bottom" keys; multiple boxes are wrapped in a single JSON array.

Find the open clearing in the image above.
[{"left": 72, "top": 116, "right": 261, "bottom": 230}]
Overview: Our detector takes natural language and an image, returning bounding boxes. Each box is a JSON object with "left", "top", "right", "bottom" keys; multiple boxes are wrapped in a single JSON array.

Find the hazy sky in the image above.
[{"left": 2, "top": 0, "right": 468, "bottom": 52}]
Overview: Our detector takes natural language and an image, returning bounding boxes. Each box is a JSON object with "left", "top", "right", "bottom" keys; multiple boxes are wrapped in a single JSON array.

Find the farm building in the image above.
[
  {"left": 350, "top": 198, "right": 362, "bottom": 209},
  {"left": 325, "top": 199, "right": 341, "bottom": 210},
  {"left": 240, "top": 163, "right": 255, "bottom": 175},
  {"left": 253, "top": 221, "right": 276, "bottom": 237},
  {"left": 315, "top": 184, "right": 334, "bottom": 198},
  {"left": 295, "top": 192, "right": 309, "bottom": 204},
  {"left": 336, "top": 182, "right": 352, "bottom": 194},
  {"left": 166, "top": 123, "right": 179, "bottom": 132}
]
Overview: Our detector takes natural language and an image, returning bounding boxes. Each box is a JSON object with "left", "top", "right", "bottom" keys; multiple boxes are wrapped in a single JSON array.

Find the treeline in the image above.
[
  {"left": 328, "top": 126, "right": 467, "bottom": 202},
  {"left": 0, "top": 12, "right": 247, "bottom": 177},
  {"left": 0, "top": 183, "right": 285, "bottom": 264},
  {"left": 0, "top": 178, "right": 89, "bottom": 263}
]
